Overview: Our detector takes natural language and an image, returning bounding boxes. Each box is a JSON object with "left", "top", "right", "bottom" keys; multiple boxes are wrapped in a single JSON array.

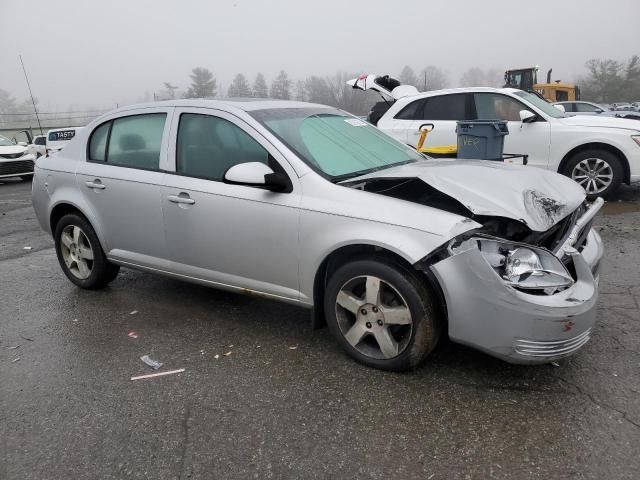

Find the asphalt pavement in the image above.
[{"left": 1, "top": 177, "right": 639, "bottom": 479}]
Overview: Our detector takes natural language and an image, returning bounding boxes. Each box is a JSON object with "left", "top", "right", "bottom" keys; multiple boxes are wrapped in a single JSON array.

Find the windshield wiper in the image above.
[{"left": 331, "top": 159, "right": 416, "bottom": 184}]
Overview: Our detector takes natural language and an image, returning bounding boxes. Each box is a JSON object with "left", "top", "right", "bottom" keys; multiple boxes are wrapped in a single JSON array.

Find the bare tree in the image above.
[
  {"left": 398, "top": 65, "right": 419, "bottom": 88},
  {"left": 459, "top": 67, "right": 486, "bottom": 87},
  {"left": 419, "top": 66, "right": 448, "bottom": 91},
  {"left": 578, "top": 58, "right": 626, "bottom": 102},
  {"left": 325, "top": 72, "right": 379, "bottom": 115},
  {"left": 485, "top": 68, "right": 504, "bottom": 88}
]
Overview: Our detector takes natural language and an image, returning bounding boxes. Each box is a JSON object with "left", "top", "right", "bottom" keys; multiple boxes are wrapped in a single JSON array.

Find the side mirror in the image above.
[
  {"left": 18, "top": 141, "right": 28, "bottom": 147},
  {"left": 519, "top": 110, "right": 537, "bottom": 123},
  {"left": 594, "top": 108, "right": 603, "bottom": 114},
  {"left": 223, "top": 162, "right": 290, "bottom": 192},
  {"left": 553, "top": 104, "right": 565, "bottom": 113}
]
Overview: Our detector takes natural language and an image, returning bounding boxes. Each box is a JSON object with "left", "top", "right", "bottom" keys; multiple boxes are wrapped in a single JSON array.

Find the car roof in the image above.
[
  {"left": 404, "top": 87, "right": 521, "bottom": 100},
  {"left": 106, "top": 99, "right": 333, "bottom": 115}
]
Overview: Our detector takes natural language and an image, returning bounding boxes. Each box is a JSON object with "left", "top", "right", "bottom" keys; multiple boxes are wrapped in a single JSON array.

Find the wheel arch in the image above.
[
  {"left": 49, "top": 201, "right": 108, "bottom": 254},
  {"left": 558, "top": 142, "right": 630, "bottom": 185},
  {"left": 310, "top": 243, "right": 447, "bottom": 331}
]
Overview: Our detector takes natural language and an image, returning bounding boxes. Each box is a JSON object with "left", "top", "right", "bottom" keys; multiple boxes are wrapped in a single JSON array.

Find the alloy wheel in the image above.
[
  {"left": 571, "top": 157, "right": 613, "bottom": 195},
  {"left": 60, "top": 225, "right": 94, "bottom": 280},
  {"left": 335, "top": 275, "right": 413, "bottom": 360}
]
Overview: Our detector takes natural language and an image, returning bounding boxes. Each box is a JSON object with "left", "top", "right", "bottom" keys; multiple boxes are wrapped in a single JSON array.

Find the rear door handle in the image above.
[
  {"left": 85, "top": 180, "right": 106, "bottom": 190},
  {"left": 167, "top": 193, "right": 195, "bottom": 205}
]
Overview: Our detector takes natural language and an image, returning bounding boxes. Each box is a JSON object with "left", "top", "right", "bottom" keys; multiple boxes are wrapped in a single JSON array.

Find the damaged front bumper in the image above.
[{"left": 427, "top": 223, "right": 604, "bottom": 365}]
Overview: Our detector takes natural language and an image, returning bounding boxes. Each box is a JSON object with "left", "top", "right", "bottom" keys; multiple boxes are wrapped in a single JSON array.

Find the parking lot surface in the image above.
[{"left": 1, "top": 178, "right": 639, "bottom": 479}]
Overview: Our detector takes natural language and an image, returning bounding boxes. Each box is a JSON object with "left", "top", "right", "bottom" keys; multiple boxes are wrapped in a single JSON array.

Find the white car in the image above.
[
  {"left": 0, "top": 133, "right": 36, "bottom": 180},
  {"left": 553, "top": 101, "right": 640, "bottom": 121},
  {"left": 348, "top": 75, "right": 640, "bottom": 197},
  {"left": 28, "top": 135, "right": 47, "bottom": 158}
]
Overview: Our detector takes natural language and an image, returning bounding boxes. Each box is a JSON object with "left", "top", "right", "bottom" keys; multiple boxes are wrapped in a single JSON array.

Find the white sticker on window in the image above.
[{"left": 344, "top": 118, "right": 367, "bottom": 127}]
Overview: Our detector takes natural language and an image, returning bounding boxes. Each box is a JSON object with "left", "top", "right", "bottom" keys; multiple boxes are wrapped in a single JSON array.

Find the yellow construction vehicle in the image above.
[{"left": 504, "top": 66, "right": 580, "bottom": 102}]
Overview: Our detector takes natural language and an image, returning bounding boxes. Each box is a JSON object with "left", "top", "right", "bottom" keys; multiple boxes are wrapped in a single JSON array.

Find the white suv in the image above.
[{"left": 348, "top": 75, "right": 640, "bottom": 197}]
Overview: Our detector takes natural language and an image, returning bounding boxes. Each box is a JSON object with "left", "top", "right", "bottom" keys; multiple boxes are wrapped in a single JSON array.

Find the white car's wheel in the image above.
[{"left": 564, "top": 149, "right": 623, "bottom": 199}]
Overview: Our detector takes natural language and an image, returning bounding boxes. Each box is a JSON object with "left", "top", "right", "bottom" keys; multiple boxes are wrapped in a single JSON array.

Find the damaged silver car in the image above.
[{"left": 31, "top": 100, "right": 604, "bottom": 371}]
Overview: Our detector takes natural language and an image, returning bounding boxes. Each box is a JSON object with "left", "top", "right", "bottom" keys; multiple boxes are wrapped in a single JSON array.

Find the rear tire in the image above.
[
  {"left": 54, "top": 213, "right": 119, "bottom": 289},
  {"left": 562, "top": 149, "right": 623, "bottom": 199},
  {"left": 324, "top": 257, "right": 440, "bottom": 371}
]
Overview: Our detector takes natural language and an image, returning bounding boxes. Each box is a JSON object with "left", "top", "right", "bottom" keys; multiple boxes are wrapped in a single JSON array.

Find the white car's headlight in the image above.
[{"left": 451, "top": 237, "right": 574, "bottom": 292}]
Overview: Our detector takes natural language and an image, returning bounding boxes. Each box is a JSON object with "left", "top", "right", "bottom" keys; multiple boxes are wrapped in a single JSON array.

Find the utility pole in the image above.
[{"left": 19, "top": 54, "right": 43, "bottom": 135}]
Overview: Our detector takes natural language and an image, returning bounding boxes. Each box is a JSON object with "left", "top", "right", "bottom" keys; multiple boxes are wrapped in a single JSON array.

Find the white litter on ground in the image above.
[{"left": 130, "top": 369, "right": 185, "bottom": 381}]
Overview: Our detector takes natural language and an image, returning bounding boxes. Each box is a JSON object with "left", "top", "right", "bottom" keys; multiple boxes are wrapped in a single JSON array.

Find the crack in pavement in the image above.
[
  {"left": 178, "top": 404, "right": 192, "bottom": 480},
  {"left": 554, "top": 376, "right": 640, "bottom": 430}
]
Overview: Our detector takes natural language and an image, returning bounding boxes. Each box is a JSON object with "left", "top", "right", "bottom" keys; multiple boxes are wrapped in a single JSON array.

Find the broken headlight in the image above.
[{"left": 451, "top": 237, "right": 574, "bottom": 292}]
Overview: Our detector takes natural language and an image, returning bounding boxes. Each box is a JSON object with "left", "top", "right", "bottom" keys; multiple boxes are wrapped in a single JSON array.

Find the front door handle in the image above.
[
  {"left": 85, "top": 180, "right": 106, "bottom": 190},
  {"left": 167, "top": 193, "right": 195, "bottom": 205}
]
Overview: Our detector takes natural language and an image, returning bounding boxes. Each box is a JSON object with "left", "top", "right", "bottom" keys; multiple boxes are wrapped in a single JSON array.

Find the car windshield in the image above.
[
  {"left": 249, "top": 107, "right": 422, "bottom": 181},
  {"left": 514, "top": 91, "right": 566, "bottom": 118},
  {"left": 0, "top": 134, "right": 16, "bottom": 146}
]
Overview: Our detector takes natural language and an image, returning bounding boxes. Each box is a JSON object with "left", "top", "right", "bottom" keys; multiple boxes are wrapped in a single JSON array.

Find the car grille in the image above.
[
  {"left": 514, "top": 329, "right": 591, "bottom": 358},
  {"left": 0, "top": 152, "right": 25, "bottom": 160},
  {"left": 0, "top": 159, "right": 35, "bottom": 176}
]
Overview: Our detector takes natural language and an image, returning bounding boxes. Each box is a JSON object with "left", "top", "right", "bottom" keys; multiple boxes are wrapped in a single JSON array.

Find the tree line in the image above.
[{"left": 2, "top": 55, "right": 638, "bottom": 126}]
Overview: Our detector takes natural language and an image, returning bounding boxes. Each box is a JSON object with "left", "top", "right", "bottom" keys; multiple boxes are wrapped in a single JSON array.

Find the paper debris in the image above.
[
  {"left": 223, "top": 351, "right": 232, "bottom": 357},
  {"left": 128, "top": 331, "right": 139, "bottom": 339},
  {"left": 140, "top": 355, "right": 163, "bottom": 370},
  {"left": 214, "top": 354, "right": 220, "bottom": 359},
  {"left": 289, "top": 346, "right": 298, "bottom": 350},
  {"left": 130, "top": 310, "right": 139, "bottom": 315},
  {"left": 11, "top": 357, "right": 20, "bottom": 363},
  {"left": 23, "top": 246, "right": 32, "bottom": 251},
  {"left": 130, "top": 368, "right": 185, "bottom": 381}
]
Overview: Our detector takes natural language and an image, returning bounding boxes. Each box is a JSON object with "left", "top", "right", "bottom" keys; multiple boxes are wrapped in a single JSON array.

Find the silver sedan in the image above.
[{"left": 31, "top": 99, "right": 604, "bottom": 370}]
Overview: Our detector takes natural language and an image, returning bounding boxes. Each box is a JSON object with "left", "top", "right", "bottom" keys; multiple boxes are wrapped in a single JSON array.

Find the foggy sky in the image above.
[{"left": 2, "top": 0, "right": 639, "bottom": 111}]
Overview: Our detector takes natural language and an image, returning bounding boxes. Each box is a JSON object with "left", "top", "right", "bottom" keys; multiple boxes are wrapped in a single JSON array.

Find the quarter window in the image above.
[
  {"left": 176, "top": 113, "right": 269, "bottom": 181},
  {"left": 88, "top": 122, "right": 110, "bottom": 161}
]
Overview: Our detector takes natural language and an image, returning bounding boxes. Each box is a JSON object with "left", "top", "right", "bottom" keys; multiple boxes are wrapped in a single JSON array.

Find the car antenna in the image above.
[{"left": 19, "top": 54, "right": 44, "bottom": 135}]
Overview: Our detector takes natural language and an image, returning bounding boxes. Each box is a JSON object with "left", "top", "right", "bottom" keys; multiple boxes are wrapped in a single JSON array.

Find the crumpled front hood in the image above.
[{"left": 345, "top": 160, "right": 586, "bottom": 232}]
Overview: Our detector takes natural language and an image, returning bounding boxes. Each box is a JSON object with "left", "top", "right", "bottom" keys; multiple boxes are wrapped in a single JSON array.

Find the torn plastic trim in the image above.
[{"left": 554, "top": 197, "right": 603, "bottom": 259}]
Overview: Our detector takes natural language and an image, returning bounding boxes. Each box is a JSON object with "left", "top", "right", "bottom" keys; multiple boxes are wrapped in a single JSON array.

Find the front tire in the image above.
[
  {"left": 54, "top": 213, "right": 119, "bottom": 289},
  {"left": 324, "top": 257, "right": 440, "bottom": 371},
  {"left": 562, "top": 149, "right": 623, "bottom": 199}
]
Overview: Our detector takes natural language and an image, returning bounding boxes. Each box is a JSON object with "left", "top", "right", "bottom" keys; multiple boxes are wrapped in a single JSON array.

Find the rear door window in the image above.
[
  {"left": 394, "top": 99, "right": 427, "bottom": 120},
  {"left": 420, "top": 94, "right": 468, "bottom": 120}
]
